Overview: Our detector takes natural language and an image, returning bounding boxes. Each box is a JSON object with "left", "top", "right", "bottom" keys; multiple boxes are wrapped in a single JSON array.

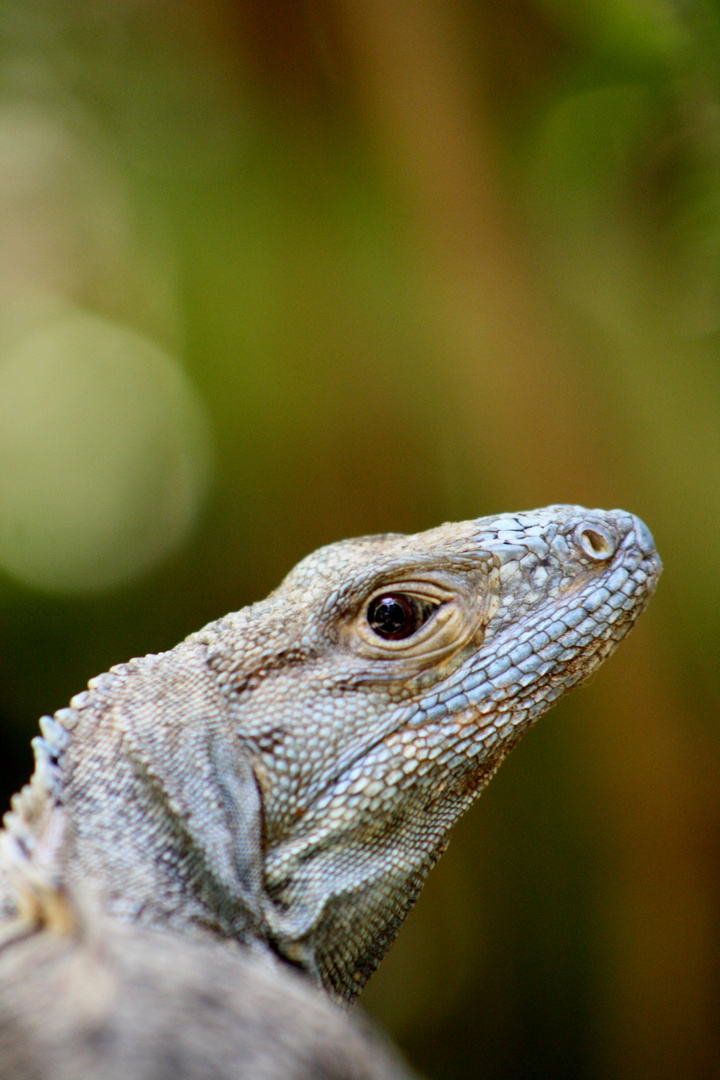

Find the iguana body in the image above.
[{"left": 0, "top": 505, "right": 660, "bottom": 1068}]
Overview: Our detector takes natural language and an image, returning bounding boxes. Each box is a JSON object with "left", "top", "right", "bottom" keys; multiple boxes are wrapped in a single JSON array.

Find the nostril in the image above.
[{"left": 575, "top": 524, "right": 615, "bottom": 561}]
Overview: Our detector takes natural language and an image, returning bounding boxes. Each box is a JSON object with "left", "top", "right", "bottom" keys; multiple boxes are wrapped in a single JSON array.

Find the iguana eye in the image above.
[
  {"left": 349, "top": 571, "right": 490, "bottom": 660},
  {"left": 367, "top": 594, "right": 437, "bottom": 640}
]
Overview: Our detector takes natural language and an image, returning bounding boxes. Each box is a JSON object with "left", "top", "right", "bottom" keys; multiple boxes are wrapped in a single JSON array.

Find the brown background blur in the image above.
[{"left": 0, "top": 2, "right": 717, "bottom": 1078}]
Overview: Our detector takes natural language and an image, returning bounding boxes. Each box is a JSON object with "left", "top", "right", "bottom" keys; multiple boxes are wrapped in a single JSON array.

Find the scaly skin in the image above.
[{"left": 0, "top": 506, "right": 661, "bottom": 1004}]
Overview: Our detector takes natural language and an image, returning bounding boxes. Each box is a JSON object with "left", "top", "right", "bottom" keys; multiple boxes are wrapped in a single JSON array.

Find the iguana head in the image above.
[{"left": 198, "top": 506, "right": 661, "bottom": 1000}]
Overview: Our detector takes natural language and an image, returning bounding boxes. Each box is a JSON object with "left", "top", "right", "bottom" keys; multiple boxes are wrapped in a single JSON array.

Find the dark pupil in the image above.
[{"left": 367, "top": 595, "right": 417, "bottom": 640}]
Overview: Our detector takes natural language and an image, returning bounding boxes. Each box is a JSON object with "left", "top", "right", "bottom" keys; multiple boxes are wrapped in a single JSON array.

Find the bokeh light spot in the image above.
[{"left": 0, "top": 311, "right": 213, "bottom": 594}]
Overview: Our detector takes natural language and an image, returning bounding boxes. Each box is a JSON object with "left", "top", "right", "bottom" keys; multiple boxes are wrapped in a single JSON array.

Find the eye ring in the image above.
[
  {"left": 367, "top": 594, "right": 437, "bottom": 640},
  {"left": 574, "top": 523, "right": 615, "bottom": 562}
]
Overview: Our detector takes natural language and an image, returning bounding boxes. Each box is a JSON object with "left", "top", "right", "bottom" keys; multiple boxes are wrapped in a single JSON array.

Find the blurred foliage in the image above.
[{"left": 0, "top": 1, "right": 718, "bottom": 1077}]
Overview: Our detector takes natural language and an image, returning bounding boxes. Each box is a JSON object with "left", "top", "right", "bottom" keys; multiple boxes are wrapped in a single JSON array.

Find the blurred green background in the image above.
[{"left": 0, "top": 1, "right": 717, "bottom": 1077}]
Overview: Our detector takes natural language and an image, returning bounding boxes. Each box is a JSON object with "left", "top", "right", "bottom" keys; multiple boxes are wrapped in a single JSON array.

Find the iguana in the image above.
[{"left": 0, "top": 505, "right": 661, "bottom": 1078}]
